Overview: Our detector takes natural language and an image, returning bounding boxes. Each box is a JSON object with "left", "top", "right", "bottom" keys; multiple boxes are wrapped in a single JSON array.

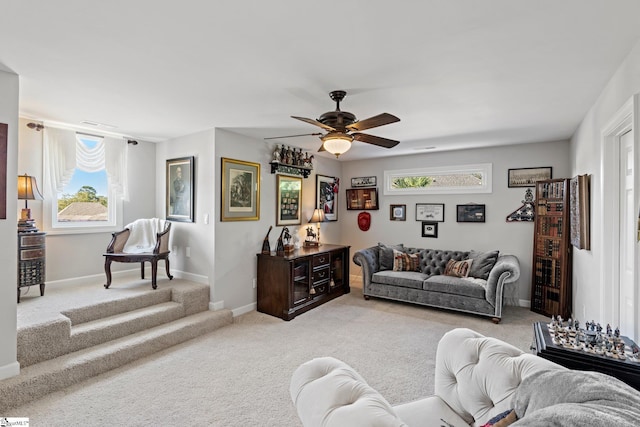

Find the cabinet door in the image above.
[
  {"left": 330, "top": 251, "right": 344, "bottom": 290},
  {"left": 292, "top": 259, "right": 310, "bottom": 305}
]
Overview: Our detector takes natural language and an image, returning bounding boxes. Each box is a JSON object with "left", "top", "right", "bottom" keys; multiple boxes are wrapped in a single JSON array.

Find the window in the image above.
[
  {"left": 43, "top": 127, "right": 127, "bottom": 234},
  {"left": 383, "top": 163, "right": 492, "bottom": 195}
]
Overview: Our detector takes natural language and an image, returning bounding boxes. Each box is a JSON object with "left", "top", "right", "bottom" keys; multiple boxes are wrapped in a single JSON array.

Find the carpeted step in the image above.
[
  {"left": 68, "top": 301, "right": 185, "bottom": 352},
  {"left": 0, "top": 309, "right": 233, "bottom": 412}
]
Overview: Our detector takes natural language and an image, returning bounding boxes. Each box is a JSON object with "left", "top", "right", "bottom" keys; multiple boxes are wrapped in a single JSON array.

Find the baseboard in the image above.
[
  {"left": 210, "top": 300, "right": 225, "bottom": 311},
  {"left": 171, "top": 270, "right": 208, "bottom": 284},
  {"left": 46, "top": 269, "right": 141, "bottom": 289},
  {"left": 0, "top": 361, "right": 20, "bottom": 381},
  {"left": 519, "top": 299, "right": 530, "bottom": 308},
  {"left": 232, "top": 302, "right": 256, "bottom": 317}
]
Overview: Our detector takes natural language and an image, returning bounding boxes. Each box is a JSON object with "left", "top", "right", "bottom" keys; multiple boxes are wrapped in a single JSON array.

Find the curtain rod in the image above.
[{"left": 76, "top": 131, "right": 105, "bottom": 139}]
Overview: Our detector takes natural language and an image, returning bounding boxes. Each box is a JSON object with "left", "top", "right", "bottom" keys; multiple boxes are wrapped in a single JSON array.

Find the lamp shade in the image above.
[
  {"left": 309, "top": 208, "right": 325, "bottom": 223},
  {"left": 17, "top": 174, "right": 43, "bottom": 201},
  {"left": 322, "top": 132, "right": 353, "bottom": 158}
]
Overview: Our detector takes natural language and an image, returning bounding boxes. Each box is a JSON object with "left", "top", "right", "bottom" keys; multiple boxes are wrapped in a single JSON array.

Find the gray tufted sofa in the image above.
[{"left": 353, "top": 245, "right": 520, "bottom": 323}]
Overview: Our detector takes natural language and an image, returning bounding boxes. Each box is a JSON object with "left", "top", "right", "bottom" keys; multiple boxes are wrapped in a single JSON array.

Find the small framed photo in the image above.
[
  {"left": 277, "top": 175, "right": 302, "bottom": 226},
  {"left": 457, "top": 204, "right": 486, "bottom": 223},
  {"left": 416, "top": 203, "right": 445, "bottom": 222},
  {"left": 422, "top": 222, "right": 438, "bottom": 238},
  {"left": 167, "top": 156, "right": 195, "bottom": 222},
  {"left": 351, "top": 176, "right": 377, "bottom": 188},
  {"left": 221, "top": 157, "right": 260, "bottom": 221},
  {"left": 508, "top": 167, "right": 552, "bottom": 188},
  {"left": 390, "top": 204, "right": 406, "bottom": 221}
]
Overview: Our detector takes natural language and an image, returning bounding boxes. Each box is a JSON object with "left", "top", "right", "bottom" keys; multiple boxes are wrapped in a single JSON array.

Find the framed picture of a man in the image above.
[
  {"left": 166, "top": 156, "right": 195, "bottom": 222},
  {"left": 221, "top": 157, "right": 261, "bottom": 221}
]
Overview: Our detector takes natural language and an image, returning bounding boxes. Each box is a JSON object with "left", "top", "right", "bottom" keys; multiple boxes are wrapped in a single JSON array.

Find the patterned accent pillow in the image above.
[
  {"left": 444, "top": 259, "right": 473, "bottom": 278},
  {"left": 392, "top": 249, "right": 421, "bottom": 272}
]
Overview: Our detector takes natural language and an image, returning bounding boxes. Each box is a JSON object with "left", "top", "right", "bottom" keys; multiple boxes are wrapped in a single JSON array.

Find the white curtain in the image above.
[{"left": 43, "top": 126, "right": 129, "bottom": 201}]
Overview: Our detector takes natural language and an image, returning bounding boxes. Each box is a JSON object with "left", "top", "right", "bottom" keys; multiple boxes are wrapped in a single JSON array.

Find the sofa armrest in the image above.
[
  {"left": 290, "top": 357, "right": 406, "bottom": 427},
  {"left": 485, "top": 255, "right": 520, "bottom": 310},
  {"left": 353, "top": 247, "right": 380, "bottom": 292}
]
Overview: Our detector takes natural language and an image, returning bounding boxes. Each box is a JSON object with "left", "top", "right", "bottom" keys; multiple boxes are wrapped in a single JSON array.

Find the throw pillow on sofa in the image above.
[
  {"left": 468, "top": 250, "right": 499, "bottom": 280},
  {"left": 378, "top": 243, "right": 405, "bottom": 271},
  {"left": 392, "top": 249, "right": 421, "bottom": 272},
  {"left": 444, "top": 259, "right": 473, "bottom": 278}
]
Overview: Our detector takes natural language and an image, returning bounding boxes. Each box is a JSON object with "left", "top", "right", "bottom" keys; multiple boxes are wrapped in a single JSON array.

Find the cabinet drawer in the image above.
[
  {"left": 20, "top": 234, "right": 46, "bottom": 247},
  {"left": 313, "top": 253, "right": 330, "bottom": 268},
  {"left": 312, "top": 266, "right": 330, "bottom": 284},
  {"left": 21, "top": 248, "right": 45, "bottom": 261}
]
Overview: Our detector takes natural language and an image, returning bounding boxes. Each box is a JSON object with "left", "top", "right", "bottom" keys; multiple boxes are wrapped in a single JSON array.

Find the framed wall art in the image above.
[
  {"left": 346, "top": 188, "right": 379, "bottom": 210},
  {"left": 0, "top": 123, "right": 7, "bottom": 220},
  {"left": 166, "top": 156, "right": 195, "bottom": 222},
  {"left": 390, "top": 204, "right": 406, "bottom": 221},
  {"left": 457, "top": 204, "right": 486, "bottom": 223},
  {"left": 316, "top": 174, "right": 338, "bottom": 221},
  {"left": 351, "top": 176, "right": 376, "bottom": 188},
  {"left": 422, "top": 222, "right": 438, "bottom": 238},
  {"left": 277, "top": 174, "right": 302, "bottom": 226},
  {"left": 416, "top": 203, "right": 444, "bottom": 222},
  {"left": 570, "top": 174, "right": 590, "bottom": 250},
  {"left": 221, "top": 157, "right": 260, "bottom": 222},
  {"left": 508, "top": 167, "right": 552, "bottom": 188}
]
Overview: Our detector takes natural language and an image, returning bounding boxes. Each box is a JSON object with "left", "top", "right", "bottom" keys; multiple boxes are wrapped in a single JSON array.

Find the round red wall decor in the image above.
[{"left": 357, "top": 212, "right": 371, "bottom": 231}]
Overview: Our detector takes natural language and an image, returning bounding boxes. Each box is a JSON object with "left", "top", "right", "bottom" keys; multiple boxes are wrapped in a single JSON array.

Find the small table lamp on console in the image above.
[
  {"left": 18, "top": 174, "right": 43, "bottom": 232},
  {"left": 307, "top": 208, "right": 325, "bottom": 246}
]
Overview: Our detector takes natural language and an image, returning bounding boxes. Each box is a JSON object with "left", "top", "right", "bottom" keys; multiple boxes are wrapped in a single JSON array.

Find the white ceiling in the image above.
[{"left": 2, "top": 1, "right": 640, "bottom": 161}]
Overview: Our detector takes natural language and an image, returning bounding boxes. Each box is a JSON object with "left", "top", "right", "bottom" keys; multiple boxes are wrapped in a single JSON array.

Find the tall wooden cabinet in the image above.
[
  {"left": 257, "top": 244, "right": 350, "bottom": 320},
  {"left": 531, "top": 179, "right": 572, "bottom": 318}
]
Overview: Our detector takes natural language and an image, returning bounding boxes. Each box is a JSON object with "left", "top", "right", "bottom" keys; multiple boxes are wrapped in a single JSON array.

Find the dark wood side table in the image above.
[
  {"left": 532, "top": 321, "right": 640, "bottom": 390},
  {"left": 17, "top": 231, "right": 46, "bottom": 303},
  {"left": 257, "top": 244, "right": 350, "bottom": 320}
]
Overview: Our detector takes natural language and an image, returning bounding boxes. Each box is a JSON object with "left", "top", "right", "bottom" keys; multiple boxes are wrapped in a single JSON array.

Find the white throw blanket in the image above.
[{"left": 122, "top": 218, "right": 166, "bottom": 254}]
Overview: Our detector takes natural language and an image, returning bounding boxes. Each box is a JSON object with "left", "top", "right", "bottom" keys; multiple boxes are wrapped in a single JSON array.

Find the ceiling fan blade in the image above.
[
  {"left": 352, "top": 132, "right": 400, "bottom": 148},
  {"left": 347, "top": 113, "right": 400, "bottom": 132},
  {"left": 317, "top": 143, "right": 326, "bottom": 152},
  {"left": 292, "top": 116, "right": 336, "bottom": 131},
  {"left": 264, "top": 132, "right": 322, "bottom": 140}
]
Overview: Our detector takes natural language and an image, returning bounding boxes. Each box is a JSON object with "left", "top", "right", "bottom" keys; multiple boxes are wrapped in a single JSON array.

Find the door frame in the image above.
[{"left": 600, "top": 94, "right": 639, "bottom": 340}]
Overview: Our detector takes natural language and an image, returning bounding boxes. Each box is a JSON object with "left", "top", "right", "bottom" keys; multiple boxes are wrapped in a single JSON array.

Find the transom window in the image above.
[{"left": 383, "top": 163, "right": 492, "bottom": 195}]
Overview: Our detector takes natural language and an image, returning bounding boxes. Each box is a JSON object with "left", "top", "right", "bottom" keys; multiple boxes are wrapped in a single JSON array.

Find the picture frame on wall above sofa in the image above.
[
  {"left": 457, "top": 204, "right": 485, "bottom": 223},
  {"left": 316, "top": 174, "right": 338, "bottom": 221},
  {"left": 166, "top": 156, "right": 195, "bottom": 222},
  {"left": 346, "top": 188, "right": 379, "bottom": 210},
  {"left": 390, "top": 204, "right": 406, "bottom": 221},
  {"left": 421, "top": 222, "right": 438, "bottom": 238},
  {"left": 508, "top": 167, "right": 552, "bottom": 188},
  {"left": 277, "top": 174, "right": 302, "bottom": 226},
  {"left": 416, "top": 203, "right": 444, "bottom": 222},
  {"left": 220, "top": 157, "right": 260, "bottom": 222}
]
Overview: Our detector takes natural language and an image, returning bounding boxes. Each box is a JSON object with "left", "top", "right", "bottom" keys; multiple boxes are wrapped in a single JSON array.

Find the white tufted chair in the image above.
[{"left": 290, "top": 328, "right": 565, "bottom": 426}]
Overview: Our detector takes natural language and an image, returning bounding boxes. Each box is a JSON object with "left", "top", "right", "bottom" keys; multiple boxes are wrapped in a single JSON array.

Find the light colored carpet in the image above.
[{"left": 8, "top": 285, "right": 548, "bottom": 426}]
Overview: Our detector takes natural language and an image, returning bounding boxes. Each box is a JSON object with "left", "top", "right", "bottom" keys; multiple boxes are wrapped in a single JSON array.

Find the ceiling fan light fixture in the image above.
[{"left": 322, "top": 133, "right": 353, "bottom": 158}]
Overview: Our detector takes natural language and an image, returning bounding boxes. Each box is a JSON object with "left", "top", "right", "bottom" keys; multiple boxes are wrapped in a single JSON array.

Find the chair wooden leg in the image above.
[
  {"left": 104, "top": 257, "right": 113, "bottom": 289},
  {"left": 165, "top": 258, "right": 173, "bottom": 280},
  {"left": 140, "top": 262, "right": 145, "bottom": 279},
  {"left": 151, "top": 260, "right": 158, "bottom": 289}
]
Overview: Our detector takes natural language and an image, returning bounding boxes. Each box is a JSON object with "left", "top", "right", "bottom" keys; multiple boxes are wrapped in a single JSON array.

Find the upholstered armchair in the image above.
[{"left": 103, "top": 218, "right": 173, "bottom": 289}]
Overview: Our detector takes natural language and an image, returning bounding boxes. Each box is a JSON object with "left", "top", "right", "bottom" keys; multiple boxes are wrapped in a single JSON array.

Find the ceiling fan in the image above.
[{"left": 266, "top": 90, "right": 400, "bottom": 158}]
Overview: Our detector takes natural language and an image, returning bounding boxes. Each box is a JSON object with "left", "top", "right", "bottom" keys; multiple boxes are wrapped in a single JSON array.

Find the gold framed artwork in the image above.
[
  {"left": 166, "top": 156, "right": 195, "bottom": 222},
  {"left": 277, "top": 174, "right": 302, "bottom": 226},
  {"left": 221, "top": 157, "right": 260, "bottom": 221}
]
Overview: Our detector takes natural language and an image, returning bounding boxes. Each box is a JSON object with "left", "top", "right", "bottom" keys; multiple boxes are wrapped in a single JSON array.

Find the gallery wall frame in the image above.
[
  {"left": 221, "top": 157, "right": 260, "bottom": 222},
  {"left": 570, "top": 174, "right": 590, "bottom": 250},
  {"left": 508, "top": 167, "right": 552, "bottom": 188},
  {"left": 421, "top": 222, "right": 438, "bottom": 238},
  {"left": 346, "top": 188, "right": 379, "bottom": 210},
  {"left": 390, "top": 204, "right": 406, "bottom": 221},
  {"left": 166, "top": 156, "right": 195, "bottom": 222},
  {"left": 316, "top": 174, "right": 338, "bottom": 221},
  {"left": 415, "top": 203, "right": 444, "bottom": 222},
  {"left": 277, "top": 174, "right": 302, "bottom": 226},
  {"left": 351, "top": 176, "right": 377, "bottom": 188},
  {"left": 456, "top": 204, "right": 486, "bottom": 223}
]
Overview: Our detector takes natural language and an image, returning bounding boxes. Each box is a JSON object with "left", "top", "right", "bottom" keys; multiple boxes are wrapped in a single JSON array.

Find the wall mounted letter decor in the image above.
[{"left": 221, "top": 157, "right": 260, "bottom": 221}]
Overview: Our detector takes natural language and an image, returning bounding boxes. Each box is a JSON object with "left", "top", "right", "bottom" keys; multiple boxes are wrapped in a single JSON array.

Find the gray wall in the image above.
[
  {"left": 340, "top": 141, "right": 570, "bottom": 304},
  {"left": 0, "top": 69, "right": 19, "bottom": 379}
]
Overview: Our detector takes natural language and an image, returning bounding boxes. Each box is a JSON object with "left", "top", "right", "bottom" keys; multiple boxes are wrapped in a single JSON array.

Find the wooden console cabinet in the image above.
[
  {"left": 257, "top": 244, "right": 350, "bottom": 320},
  {"left": 18, "top": 231, "right": 46, "bottom": 303}
]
